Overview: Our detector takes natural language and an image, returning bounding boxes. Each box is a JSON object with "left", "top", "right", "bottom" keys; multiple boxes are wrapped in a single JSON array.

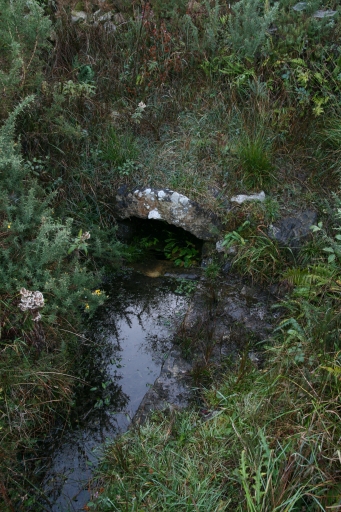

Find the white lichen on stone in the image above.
[
  {"left": 179, "top": 196, "right": 189, "bottom": 206},
  {"left": 170, "top": 191, "right": 180, "bottom": 204},
  {"left": 148, "top": 209, "right": 162, "bottom": 220},
  {"left": 158, "top": 190, "right": 167, "bottom": 200}
]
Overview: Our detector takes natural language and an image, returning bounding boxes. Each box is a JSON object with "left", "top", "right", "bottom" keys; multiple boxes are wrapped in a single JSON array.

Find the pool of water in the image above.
[{"left": 42, "top": 271, "right": 189, "bottom": 511}]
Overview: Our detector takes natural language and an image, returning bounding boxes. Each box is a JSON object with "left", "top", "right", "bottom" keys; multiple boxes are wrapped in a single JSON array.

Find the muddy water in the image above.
[{"left": 42, "top": 271, "right": 190, "bottom": 512}]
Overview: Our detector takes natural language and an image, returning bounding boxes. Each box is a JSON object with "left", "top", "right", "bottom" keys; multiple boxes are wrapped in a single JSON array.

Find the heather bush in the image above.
[
  {"left": 0, "top": 0, "right": 51, "bottom": 119},
  {"left": 0, "top": 99, "right": 105, "bottom": 323},
  {"left": 228, "top": 0, "right": 279, "bottom": 60},
  {"left": 0, "top": 98, "right": 108, "bottom": 506}
]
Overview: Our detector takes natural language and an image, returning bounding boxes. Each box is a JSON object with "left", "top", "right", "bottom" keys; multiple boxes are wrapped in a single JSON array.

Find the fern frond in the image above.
[
  {"left": 275, "top": 317, "right": 304, "bottom": 334},
  {"left": 283, "top": 265, "right": 335, "bottom": 288}
]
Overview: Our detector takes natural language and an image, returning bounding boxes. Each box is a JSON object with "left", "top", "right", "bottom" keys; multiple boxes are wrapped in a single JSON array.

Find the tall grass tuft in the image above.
[{"left": 236, "top": 133, "right": 274, "bottom": 190}]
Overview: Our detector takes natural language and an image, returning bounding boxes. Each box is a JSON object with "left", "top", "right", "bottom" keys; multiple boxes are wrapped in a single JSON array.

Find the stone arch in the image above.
[{"left": 114, "top": 187, "right": 222, "bottom": 241}]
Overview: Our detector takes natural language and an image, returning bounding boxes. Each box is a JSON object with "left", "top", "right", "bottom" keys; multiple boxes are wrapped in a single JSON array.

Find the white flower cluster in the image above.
[
  {"left": 19, "top": 288, "right": 45, "bottom": 322},
  {"left": 80, "top": 231, "right": 90, "bottom": 241}
]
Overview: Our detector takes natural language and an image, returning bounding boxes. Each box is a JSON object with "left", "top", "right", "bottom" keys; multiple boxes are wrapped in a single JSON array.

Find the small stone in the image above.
[
  {"left": 230, "top": 191, "right": 265, "bottom": 204},
  {"left": 71, "top": 10, "right": 87, "bottom": 23},
  {"left": 216, "top": 240, "right": 225, "bottom": 253},
  {"left": 293, "top": 2, "right": 307, "bottom": 11},
  {"left": 98, "top": 12, "right": 112, "bottom": 23},
  {"left": 103, "top": 21, "right": 116, "bottom": 32},
  {"left": 268, "top": 210, "right": 317, "bottom": 247},
  {"left": 222, "top": 261, "right": 232, "bottom": 273},
  {"left": 313, "top": 9, "right": 337, "bottom": 18}
]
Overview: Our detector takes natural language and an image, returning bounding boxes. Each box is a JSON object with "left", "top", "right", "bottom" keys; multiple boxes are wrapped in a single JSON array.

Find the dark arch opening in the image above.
[{"left": 116, "top": 217, "right": 204, "bottom": 263}]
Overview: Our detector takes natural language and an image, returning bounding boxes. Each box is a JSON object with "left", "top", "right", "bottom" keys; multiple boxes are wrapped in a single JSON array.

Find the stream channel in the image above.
[
  {"left": 39, "top": 216, "right": 275, "bottom": 511},
  {"left": 42, "top": 265, "right": 193, "bottom": 511}
]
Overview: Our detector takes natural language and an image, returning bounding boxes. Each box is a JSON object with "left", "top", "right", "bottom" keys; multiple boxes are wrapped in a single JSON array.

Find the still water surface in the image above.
[{"left": 43, "top": 271, "right": 188, "bottom": 511}]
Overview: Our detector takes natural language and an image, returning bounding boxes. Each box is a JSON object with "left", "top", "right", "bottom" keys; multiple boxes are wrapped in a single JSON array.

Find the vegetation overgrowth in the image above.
[{"left": 1, "top": 0, "right": 341, "bottom": 509}]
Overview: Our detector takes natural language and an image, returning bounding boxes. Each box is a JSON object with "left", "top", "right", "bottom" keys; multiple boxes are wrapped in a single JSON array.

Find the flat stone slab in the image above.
[
  {"left": 133, "top": 348, "right": 192, "bottom": 425},
  {"left": 268, "top": 210, "right": 317, "bottom": 247}
]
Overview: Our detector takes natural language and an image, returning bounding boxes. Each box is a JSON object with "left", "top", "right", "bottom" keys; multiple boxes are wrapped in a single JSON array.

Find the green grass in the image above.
[
  {"left": 236, "top": 134, "right": 274, "bottom": 190},
  {"left": 90, "top": 344, "right": 341, "bottom": 511}
]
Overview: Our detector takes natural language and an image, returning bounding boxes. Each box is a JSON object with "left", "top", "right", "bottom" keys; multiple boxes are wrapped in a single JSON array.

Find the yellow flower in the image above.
[
  {"left": 93, "top": 289, "right": 102, "bottom": 295},
  {"left": 85, "top": 303, "right": 90, "bottom": 310},
  {"left": 7, "top": 224, "right": 11, "bottom": 229}
]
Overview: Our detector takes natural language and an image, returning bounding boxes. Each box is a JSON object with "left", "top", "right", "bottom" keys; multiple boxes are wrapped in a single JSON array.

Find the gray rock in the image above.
[
  {"left": 293, "top": 2, "right": 307, "bottom": 11},
  {"left": 71, "top": 10, "right": 87, "bottom": 23},
  {"left": 313, "top": 10, "right": 337, "bottom": 18},
  {"left": 103, "top": 21, "right": 116, "bottom": 33},
  {"left": 114, "top": 187, "right": 222, "bottom": 241},
  {"left": 116, "top": 220, "right": 137, "bottom": 242},
  {"left": 216, "top": 239, "right": 236, "bottom": 255},
  {"left": 216, "top": 239, "right": 225, "bottom": 253},
  {"left": 268, "top": 210, "right": 317, "bottom": 247},
  {"left": 93, "top": 10, "right": 112, "bottom": 23},
  {"left": 221, "top": 261, "right": 232, "bottom": 273}
]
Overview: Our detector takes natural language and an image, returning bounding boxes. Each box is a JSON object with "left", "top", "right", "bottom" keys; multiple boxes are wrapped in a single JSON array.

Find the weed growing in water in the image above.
[
  {"left": 204, "top": 260, "right": 221, "bottom": 280},
  {"left": 174, "top": 278, "right": 197, "bottom": 296}
]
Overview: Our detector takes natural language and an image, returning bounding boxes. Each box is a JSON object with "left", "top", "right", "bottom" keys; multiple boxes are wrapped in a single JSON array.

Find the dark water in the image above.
[{"left": 42, "top": 271, "right": 189, "bottom": 511}]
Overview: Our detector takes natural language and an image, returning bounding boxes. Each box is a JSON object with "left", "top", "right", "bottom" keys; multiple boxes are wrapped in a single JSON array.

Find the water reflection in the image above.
[{"left": 43, "top": 272, "right": 188, "bottom": 511}]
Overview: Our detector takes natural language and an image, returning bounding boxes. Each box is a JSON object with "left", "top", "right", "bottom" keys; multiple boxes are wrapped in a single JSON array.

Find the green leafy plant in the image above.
[
  {"left": 204, "top": 261, "right": 221, "bottom": 280},
  {"left": 174, "top": 278, "right": 198, "bottom": 295},
  {"left": 222, "top": 221, "right": 250, "bottom": 250},
  {"left": 164, "top": 236, "right": 199, "bottom": 268},
  {"left": 68, "top": 229, "right": 91, "bottom": 256},
  {"left": 311, "top": 216, "right": 341, "bottom": 264}
]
